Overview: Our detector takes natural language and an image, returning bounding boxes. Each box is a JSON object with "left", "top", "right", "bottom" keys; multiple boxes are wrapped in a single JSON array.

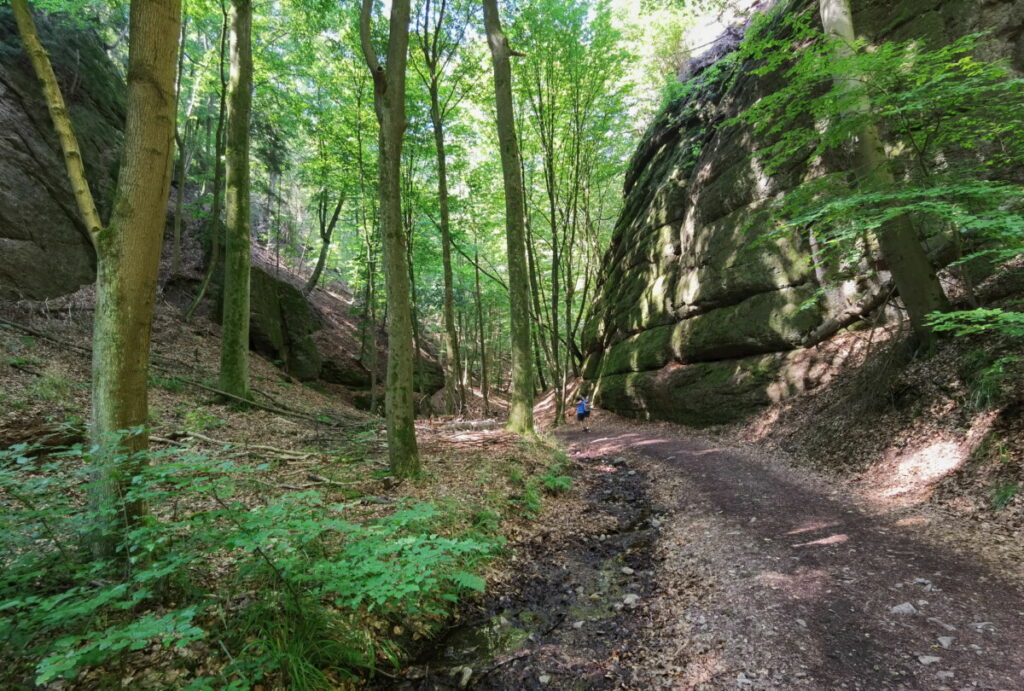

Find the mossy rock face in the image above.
[
  {"left": 594, "top": 284, "right": 823, "bottom": 377},
  {"left": 321, "top": 358, "right": 372, "bottom": 388},
  {"left": 414, "top": 359, "right": 446, "bottom": 395},
  {"left": 580, "top": 0, "right": 1017, "bottom": 426},
  {"left": 593, "top": 354, "right": 789, "bottom": 427},
  {"left": 0, "top": 9, "right": 124, "bottom": 299},
  {"left": 249, "top": 267, "right": 323, "bottom": 380}
]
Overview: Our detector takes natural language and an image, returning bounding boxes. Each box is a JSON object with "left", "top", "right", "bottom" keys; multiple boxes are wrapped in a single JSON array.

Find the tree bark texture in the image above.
[
  {"left": 818, "top": 0, "right": 949, "bottom": 346},
  {"left": 305, "top": 193, "right": 344, "bottom": 293},
  {"left": 219, "top": 0, "right": 253, "bottom": 399},
  {"left": 10, "top": 0, "right": 104, "bottom": 247},
  {"left": 185, "top": 12, "right": 228, "bottom": 321},
  {"left": 361, "top": 0, "right": 421, "bottom": 477},
  {"left": 13, "top": 0, "right": 182, "bottom": 554},
  {"left": 483, "top": 0, "right": 534, "bottom": 434}
]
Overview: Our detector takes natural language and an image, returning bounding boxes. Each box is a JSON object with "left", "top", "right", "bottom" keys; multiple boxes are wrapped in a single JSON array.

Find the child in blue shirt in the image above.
[{"left": 576, "top": 396, "right": 591, "bottom": 432}]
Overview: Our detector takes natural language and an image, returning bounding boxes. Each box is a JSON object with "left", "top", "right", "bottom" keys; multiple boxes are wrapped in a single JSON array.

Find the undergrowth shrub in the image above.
[
  {"left": 991, "top": 481, "right": 1019, "bottom": 510},
  {"left": 0, "top": 435, "right": 497, "bottom": 688}
]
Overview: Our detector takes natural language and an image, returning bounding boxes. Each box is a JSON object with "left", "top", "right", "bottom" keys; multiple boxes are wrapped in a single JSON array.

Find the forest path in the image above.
[
  {"left": 547, "top": 415, "right": 1024, "bottom": 689},
  {"left": 394, "top": 414, "right": 1024, "bottom": 689}
]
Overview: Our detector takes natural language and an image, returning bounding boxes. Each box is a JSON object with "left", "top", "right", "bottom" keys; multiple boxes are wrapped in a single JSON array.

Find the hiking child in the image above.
[{"left": 576, "top": 395, "right": 590, "bottom": 432}]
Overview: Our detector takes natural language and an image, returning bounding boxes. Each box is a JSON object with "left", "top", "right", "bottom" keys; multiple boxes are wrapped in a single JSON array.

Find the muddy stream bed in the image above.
[{"left": 382, "top": 451, "right": 667, "bottom": 690}]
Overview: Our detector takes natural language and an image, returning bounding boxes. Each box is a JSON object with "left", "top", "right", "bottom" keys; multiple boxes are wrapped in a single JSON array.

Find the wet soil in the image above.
[
  {"left": 394, "top": 415, "right": 1024, "bottom": 689},
  {"left": 389, "top": 449, "right": 670, "bottom": 689}
]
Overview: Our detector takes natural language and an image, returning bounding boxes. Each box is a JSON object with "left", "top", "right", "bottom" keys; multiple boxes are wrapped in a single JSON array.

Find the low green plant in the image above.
[
  {"left": 183, "top": 408, "right": 224, "bottom": 432},
  {"left": 149, "top": 374, "right": 186, "bottom": 392},
  {"left": 517, "top": 482, "right": 543, "bottom": 517},
  {"left": 29, "top": 372, "right": 75, "bottom": 402},
  {"left": 956, "top": 350, "right": 1020, "bottom": 410},
  {"left": 928, "top": 310, "right": 1024, "bottom": 341},
  {"left": 991, "top": 481, "right": 1019, "bottom": 510},
  {"left": 541, "top": 471, "right": 572, "bottom": 494},
  {"left": 540, "top": 459, "right": 573, "bottom": 495},
  {"left": 0, "top": 435, "right": 498, "bottom": 688}
]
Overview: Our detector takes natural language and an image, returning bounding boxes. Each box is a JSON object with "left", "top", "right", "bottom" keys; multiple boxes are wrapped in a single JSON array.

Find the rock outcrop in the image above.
[
  {"left": 582, "top": 0, "right": 1024, "bottom": 426},
  {"left": 241, "top": 264, "right": 444, "bottom": 401},
  {"left": 0, "top": 9, "right": 123, "bottom": 300}
]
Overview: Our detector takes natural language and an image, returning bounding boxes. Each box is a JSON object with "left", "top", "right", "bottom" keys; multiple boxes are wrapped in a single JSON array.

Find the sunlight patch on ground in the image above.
[
  {"left": 881, "top": 440, "right": 965, "bottom": 499},
  {"left": 894, "top": 515, "right": 931, "bottom": 527},
  {"left": 794, "top": 533, "right": 849, "bottom": 548},
  {"left": 863, "top": 411, "right": 998, "bottom": 507},
  {"left": 633, "top": 438, "right": 671, "bottom": 447},
  {"left": 757, "top": 567, "right": 830, "bottom": 599},
  {"left": 786, "top": 520, "right": 840, "bottom": 536}
]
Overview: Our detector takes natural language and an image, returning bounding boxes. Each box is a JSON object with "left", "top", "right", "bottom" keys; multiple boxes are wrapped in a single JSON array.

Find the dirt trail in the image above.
[
  {"left": 399, "top": 415, "right": 1024, "bottom": 689},
  {"left": 554, "top": 416, "right": 1024, "bottom": 689}
]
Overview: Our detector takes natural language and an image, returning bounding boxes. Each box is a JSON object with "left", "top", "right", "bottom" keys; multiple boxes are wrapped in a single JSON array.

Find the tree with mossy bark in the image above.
[
  {"left": 816, "top": 0, "right": 949, "bottom": 348},
  {"left": 361, "top": 0, "right": 421, "bottom": 477},
  {"left": 730, "top": 1, "right": 959, "bottom": 351},
  {"left": 219, "top": 0, "right": 253, "bottom": 400},
  {"left": 11, "top": 0, "right": 181, "bottom": 555},
  {"left": 483, "top": 0, "right": 534, "bottom": 435}
]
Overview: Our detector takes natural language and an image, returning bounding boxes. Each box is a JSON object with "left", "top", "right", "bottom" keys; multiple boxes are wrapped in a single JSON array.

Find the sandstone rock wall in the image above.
[
  {"left": 0, "top": 9, "right": 123, "bottom": 300},
  {"left": 582, "top": 0, "right": 1024, "bottom": 426}
]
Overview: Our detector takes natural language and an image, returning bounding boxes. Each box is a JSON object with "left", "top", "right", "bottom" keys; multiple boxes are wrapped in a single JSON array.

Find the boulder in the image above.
[
  {"left": 0, "top": 9, "right": 123, "bottom": 300},
  {"left": 248, "top": 266, "right": 323, "bottom": 380}
]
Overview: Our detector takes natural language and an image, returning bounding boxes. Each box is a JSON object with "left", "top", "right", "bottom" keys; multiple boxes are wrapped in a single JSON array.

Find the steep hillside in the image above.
[{"left": 0, "top": 9, "right": 443, "bottom": 408}]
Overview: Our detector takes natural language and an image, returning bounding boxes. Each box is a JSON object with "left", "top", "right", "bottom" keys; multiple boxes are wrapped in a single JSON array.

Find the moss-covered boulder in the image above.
[
  {"left": 596, "top": 285, "right": 823, "bottom": 377},
  {"left": 0, "top": 9, "right": 124, "bottom": 300},
  {"left": 248, "top": 267, "right": 323, "bottom": 380},
  {"left": 593, "top": 348, "right": 832, "bottom": 427}
]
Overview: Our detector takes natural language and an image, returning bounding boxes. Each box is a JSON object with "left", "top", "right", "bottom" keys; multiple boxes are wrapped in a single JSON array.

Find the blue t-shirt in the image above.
[{"left": 576, "top": 400, "right": 587, "bottom": 414}]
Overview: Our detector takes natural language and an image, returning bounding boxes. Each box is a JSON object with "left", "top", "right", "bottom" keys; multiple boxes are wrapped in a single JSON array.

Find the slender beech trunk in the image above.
[
  {"left": 171, "top": 19, "right": 187, "bottom": 277},
  {"left": 819, "top": 0, "right": 948, "bottom": 347},
  {"left": 529, "top": 68, "right": 562, "bottom": 422},
  {"left": 361, "top": 0, "right": 420, "bottom": 477},
  {"left": 218, "top": 0, "right": 252, "bottom": 400},
  {"left": 403, "top": 180, "right": 425, "bottom": 400},
  {"left": 12, "top": 0, "right": 181, "bottom": 555},
  {"left": 524, "top": 214, "right": 549, "bottom": 392},
  {"left": 185, "top": 7, "right": 228, "bottom": 321},
  {"left": 417, "top": 1, "right": 467, "bottom": 416},
  {"left": 305, "top": 193, "right": 344, "bottom": 293},
  {"left": 429, "top": 85, "right": 465, "bottom": 415},
  {"left": 474, "top": 245, "right": 490, "bottom": 416},
  {"left": 484, "top": 0, "right": 534, "bottom": 434}
]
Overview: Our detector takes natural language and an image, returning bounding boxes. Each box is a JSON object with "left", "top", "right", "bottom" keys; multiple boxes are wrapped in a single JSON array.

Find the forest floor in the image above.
[{"left": 398, "top": 413, "right": 1024, "bottom": 690}]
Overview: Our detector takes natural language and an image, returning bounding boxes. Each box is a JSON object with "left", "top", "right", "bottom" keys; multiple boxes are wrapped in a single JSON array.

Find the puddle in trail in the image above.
[{"left": 384, "top": 453, "right": 662, "bottom": 689}]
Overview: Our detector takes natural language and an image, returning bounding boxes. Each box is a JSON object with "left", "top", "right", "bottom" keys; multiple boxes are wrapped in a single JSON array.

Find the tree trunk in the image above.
[
  {"left": 404, "top": 191, "right": 425, "bottom": 400},
  {"left": 818, "top": 0, "right": 949, "bottom": 347},
  {"left": 13, "top": 0, "right": 181, "bottom": 556},
  {"left": 474, "top": 245, "right": 490, "bottom": 417},
  {"left": 185, "top": 7, "right": 228, "bottom": 322},
  {"left": 361, "top": 0, "right": 420, "bottom": 477},
  {"left": 483, "top": 0, "right": 534, "bottom": 434},
  {"left": 218, "top": 0, "right": 253, "bottom": 400},
  {"left": 305, "top": 193, "right": 343, "bottom": 293},
  {"left": 428, "top": 86, "right": 466, "bottom": 415}
]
